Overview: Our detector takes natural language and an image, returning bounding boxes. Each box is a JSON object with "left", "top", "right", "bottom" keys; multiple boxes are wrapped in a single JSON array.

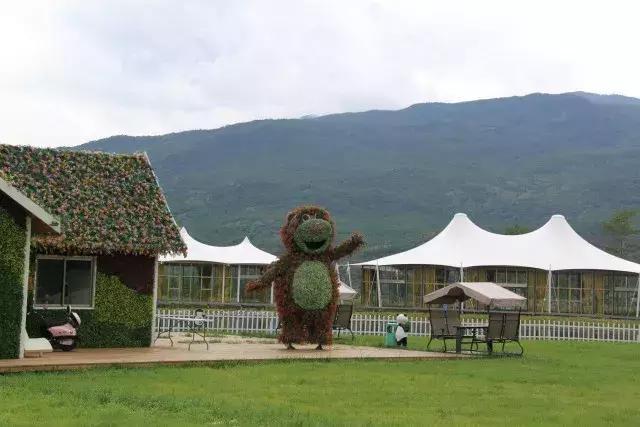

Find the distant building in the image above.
[
  {"left": 159, "top": 228, "right": 277, "bottom": 305},
  {"left": 359, "top": 213, "right": 640, "bottom": 318},
  {"left": 159, "top": 227, "right": 359, "bottom": 306}
]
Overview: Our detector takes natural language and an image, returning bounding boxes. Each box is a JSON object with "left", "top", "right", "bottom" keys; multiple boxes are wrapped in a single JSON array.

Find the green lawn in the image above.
[{"left": 1, "top": 340, "right": 639, "bottom": 426}]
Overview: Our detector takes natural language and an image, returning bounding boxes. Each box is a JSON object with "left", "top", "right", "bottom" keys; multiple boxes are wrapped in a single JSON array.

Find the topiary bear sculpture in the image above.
[{"left": 246, "top": 205, "right": 364, "bottom": 349}]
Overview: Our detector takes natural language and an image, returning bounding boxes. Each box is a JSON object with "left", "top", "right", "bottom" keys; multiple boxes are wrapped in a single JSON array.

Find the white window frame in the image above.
[{"left": 34, "top": 255, "right": 97, "bottom": 309}]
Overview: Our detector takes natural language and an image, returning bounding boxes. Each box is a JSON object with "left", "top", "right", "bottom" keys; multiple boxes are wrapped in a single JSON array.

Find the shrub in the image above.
[{"left": 0, "top": 208, "right": 26, "bottom": 359}]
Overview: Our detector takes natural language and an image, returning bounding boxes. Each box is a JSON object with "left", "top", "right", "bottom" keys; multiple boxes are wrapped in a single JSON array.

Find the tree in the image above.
[
  {"left": 504, "top": 224, "right": 531, "bottom": 235},
  {"left": 602, "top": 210, "right": 639, "bottom": 257}
]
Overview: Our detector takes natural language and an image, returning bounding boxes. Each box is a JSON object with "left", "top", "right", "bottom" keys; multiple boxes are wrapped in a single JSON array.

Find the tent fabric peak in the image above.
[
  {"left": 359, "top": 213, "right": 640, "bottom": 274},
  {"left": 160, "top": 227, "right": 278, "bottom": 265}
]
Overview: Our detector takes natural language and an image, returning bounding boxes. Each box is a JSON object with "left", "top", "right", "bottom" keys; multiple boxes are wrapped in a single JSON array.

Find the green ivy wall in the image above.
[{"left": 0, "top": 208, "right": 26, "bottom": 359}]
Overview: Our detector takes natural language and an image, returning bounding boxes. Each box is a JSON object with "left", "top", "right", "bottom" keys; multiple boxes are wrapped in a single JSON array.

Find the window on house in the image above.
[{"left": 35, "top": 257, "right": 95, "bottom": 307}]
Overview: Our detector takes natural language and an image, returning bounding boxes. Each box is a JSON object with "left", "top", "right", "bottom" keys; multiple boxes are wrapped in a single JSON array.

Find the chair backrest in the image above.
[
  {"left": 445, "top": 310, "right": 461, "bottom": 335},
  {"left": 486, "top": 310, "right": 521, "bottom": 340},
  {"left": 429, "top": 308, "right": 448, "bottom": 337},
  {"left": 502, "top": 312, "right": 521, "bottom": 340},
  {"left": 194, "top": 308, "right": 205, "bottom": 327},
  {"left": 333, "top": 304, "right": 353, "bottom": 329},
  {"left": 486, "top": 312, "right": 505, "bottom": 340}
]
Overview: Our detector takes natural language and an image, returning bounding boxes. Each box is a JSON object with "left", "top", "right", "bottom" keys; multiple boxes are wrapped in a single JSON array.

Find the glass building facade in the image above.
[
  {"left": 362, "top": 265, "right": 639, "bottom": 317},
  {"left": 158, "top": 262, "right": 271, "bottom": 305}
]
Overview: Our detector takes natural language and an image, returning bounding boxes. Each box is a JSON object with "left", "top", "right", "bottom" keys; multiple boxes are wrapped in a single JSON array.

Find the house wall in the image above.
[
  {"left": 0, "top": 198, "right": 27, "bottom": 359},
  {"left": 98, "top": 255, "right": 155, "bottom": 294},
  {"left": 27, "top": 254, "right": 155, "bottom": 348}
]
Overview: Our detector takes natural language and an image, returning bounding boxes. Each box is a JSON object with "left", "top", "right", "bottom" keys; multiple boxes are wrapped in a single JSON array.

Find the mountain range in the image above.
[{"left": 78, "top": 92, "right": 640, "bottom": 260}]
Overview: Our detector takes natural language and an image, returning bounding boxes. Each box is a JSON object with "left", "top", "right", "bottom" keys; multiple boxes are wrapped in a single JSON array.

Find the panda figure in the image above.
[{"left": 395, "top": 313, "right": 410, "bottom": 347}]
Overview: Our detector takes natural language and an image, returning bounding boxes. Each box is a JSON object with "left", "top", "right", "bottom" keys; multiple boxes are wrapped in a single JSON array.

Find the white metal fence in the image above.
[{"left": 156, "top": 309, "right": 640, "bottom": 343}]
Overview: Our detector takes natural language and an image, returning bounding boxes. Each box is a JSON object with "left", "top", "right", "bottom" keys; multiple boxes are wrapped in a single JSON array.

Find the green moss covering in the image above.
[
  {"left": 292, "top": 261, "right": 332, "bottom": 309},
  {"left": 27, "top": 273, "right": 152, "bottom": 348},
  {"left": 94, "top": 273, "right": 153, "bottom": 329},
  {"left": 0, "top": 208, "right": 26, "bottom": 359}
]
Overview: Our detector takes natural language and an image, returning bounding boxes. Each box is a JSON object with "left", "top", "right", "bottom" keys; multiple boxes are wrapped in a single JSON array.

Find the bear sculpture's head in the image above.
[{"left": 281, "top": 205, "right": 335, "bottom": 255}]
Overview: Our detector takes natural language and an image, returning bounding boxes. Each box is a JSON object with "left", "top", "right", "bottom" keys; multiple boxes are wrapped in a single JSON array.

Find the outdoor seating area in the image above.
[{"left": 424, "top": 282, "right": 526, "bottom": 355}]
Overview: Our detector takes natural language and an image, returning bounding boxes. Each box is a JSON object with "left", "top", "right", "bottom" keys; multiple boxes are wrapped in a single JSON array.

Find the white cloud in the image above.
[{"left": 0, "top": 0, "right": 639, "bottom": 147}]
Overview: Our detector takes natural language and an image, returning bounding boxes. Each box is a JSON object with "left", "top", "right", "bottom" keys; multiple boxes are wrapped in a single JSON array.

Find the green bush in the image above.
[
  {"left": 292, "top": 261, "right": 332, "bottom": 309},
  {"left": 94, "top": 273, "right": 152, "bottom": 329},
  {"left": 27, "top": 272, "right": 152, "bottom": 348},
  {"left": 0, "top": 208, "right": 26, "bottom": 359}
]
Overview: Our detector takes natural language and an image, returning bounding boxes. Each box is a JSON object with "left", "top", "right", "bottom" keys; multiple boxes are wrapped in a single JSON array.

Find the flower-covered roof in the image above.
[{"left": 0, "top": 144, "right": 186, "bottom": 256}]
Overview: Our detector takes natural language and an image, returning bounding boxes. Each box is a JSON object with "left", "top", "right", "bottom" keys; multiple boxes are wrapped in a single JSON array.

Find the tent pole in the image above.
[
  {"left": 347, "top": 262, "right": 353, "bottom": 288},
  {"left": 459, "top": 263, "right": 464, "bottom": 313},
  {"left": 236, "top": 265, "right": 241, "bottom": 303},
  {"left": 636, "top": 274, "right": 640, "bottom": 318},
  {"left": 270, "top": 282, "right": 274, "bottom": 305},
  {"left": 547, "top": 266, "right": 552, "bottom": 314},
  {"left": 375, "top": 261, "right": 382, "bottom": 308},
  {"left": 220, "top": 264, "right": 226, "bottom": 303}
]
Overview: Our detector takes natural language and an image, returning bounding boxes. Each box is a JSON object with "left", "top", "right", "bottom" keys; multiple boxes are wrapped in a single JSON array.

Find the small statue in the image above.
[{"left": 395, "top": 313, "right": 409, "bottom": 347}]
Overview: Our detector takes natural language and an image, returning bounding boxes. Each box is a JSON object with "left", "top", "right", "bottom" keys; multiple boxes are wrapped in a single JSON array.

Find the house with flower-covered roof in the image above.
[{"left": 0, "top": 144, "right": 185, "bottom": 358}]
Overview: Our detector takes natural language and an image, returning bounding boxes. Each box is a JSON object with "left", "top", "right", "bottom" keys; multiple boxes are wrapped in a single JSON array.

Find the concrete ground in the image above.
[{"left": 0, "top": 335, "right": 464, "bottom": 373}]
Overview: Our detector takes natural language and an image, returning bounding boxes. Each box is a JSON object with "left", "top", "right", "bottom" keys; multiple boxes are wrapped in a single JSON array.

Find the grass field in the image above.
[{"left": 1, "top": 340, "right": 639, "bottom": 426}]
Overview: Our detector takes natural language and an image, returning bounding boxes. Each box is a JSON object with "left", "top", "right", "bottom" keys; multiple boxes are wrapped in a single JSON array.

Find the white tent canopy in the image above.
[
  {"left": 163, "top": 228, "right": 357, "bottom": 300},
  {"left": 160, "top": 227, "right": 278, "bottom": 265},
  {"left": 338, "top": 281, "right": 357, "bottom": 301},
  {"left": 424, "top": 282, "right": 527, "bottom": 309},
  {"left": 358, "top": 213, "right": 640, "bottom": 273}
]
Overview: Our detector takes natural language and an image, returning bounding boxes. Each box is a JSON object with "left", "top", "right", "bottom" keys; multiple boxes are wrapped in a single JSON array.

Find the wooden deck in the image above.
[{"left": 0, "top": 342, "right": 463, "bottom": 373}]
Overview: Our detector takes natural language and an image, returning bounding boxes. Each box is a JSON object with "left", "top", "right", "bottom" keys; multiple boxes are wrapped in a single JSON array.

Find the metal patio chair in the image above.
[
  {"left": 472, "top": 310, "right": 523, "bottom": 356},
  {"left": 332, "top": 304, "right": 355, "bottom": 340},
  {"left": 427, "top": 307, "right": 465, "bottom": 352}
]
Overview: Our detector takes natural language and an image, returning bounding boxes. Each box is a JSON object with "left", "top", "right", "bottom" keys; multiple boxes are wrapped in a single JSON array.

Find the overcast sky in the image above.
[{"left": 1, "top": 1, "right": 639, "bottom": 147}]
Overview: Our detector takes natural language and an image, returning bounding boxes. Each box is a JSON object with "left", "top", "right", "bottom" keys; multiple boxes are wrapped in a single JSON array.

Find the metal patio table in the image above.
[
  {"left": 454, "top": 325, "right": 492, "bottom": 354},
  {"left": 154, "top": 313, "right": 210, "bottom": 350}
]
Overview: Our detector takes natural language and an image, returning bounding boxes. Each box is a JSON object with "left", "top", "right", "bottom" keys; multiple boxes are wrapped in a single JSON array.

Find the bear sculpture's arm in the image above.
[
  {"left": 245, "top": 259, "right": 284, "bottom": 293},
  {"left": 330, "top": 232, "right": 365, "bottom": 261}
]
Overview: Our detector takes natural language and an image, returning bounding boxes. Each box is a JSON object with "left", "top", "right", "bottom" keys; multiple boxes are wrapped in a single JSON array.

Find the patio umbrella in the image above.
[{"left": 423, "top": 282, "right": 526, "bottom": 309}]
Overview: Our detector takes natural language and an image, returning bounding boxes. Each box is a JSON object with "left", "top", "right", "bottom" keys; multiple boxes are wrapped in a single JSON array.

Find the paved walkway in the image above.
[{"left": 0, "top": 341, "right": 464, "bottom": 373}]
